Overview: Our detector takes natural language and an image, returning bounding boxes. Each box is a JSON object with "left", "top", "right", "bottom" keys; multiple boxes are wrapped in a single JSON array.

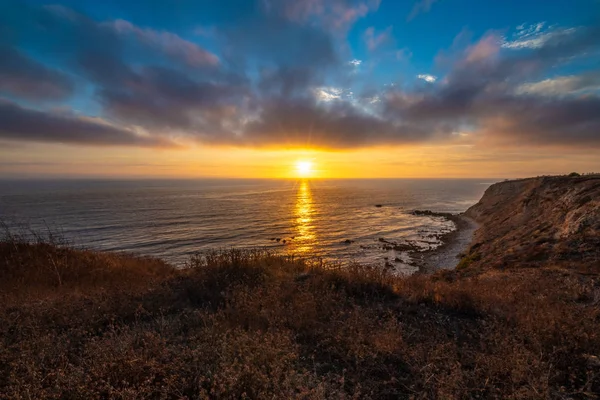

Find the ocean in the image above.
[{"left": 0, "top": 179, "right": 494, "bottom": 274}]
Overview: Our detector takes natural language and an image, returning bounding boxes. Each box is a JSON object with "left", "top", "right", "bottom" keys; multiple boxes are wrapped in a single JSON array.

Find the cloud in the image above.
[
  {"left": 258, "top": 66, "right": 319, "bottom": 98},
  {"left": 407, "top": 0, "right": 440, "bottom": 21},
  {"left": 515, "top": 73, "right": 600, "bottom": 96},
  {"left": 380, "top": 26, "right": 600, "bottom": 147},
  {"left": 237, "top": 97, "right": 433, "bottom": 148},
  {"left": 363, "top": 26, "right": 393, "bottom": 51},
  {"left": 271, "top": 0, "right": 381, "bottom": 32},
  {"left": 0, "top": 99, "right": 175, "bottom": 147},
  {"left": 348, "top": 59, "right": 362, "bottom": 73},
  {"left": 1, "top": 2, "right": 599, "bottom": 151},
  {"left": 0, "top": 46, "right": 74, "bottom": 101},
  {"left": 107, "top": 19, "right": 219, "bottom": 67},
  {"left": 39, "top": 5, "right": 219, "bottom": 71},
  {"left": 502, "top": 22, "right": 577, "bottom": 50},
  {"left": 92, "top": 64, "right": 250, "bottom": 134},
  {"left": 478, "top": 96, "right": 600, "bottom": 146},
  {"left": 417, "top": 74, "right": 437, "bottom": 83},
  {"left": 313, "top": 87, "right": 344, "bottom": 101},
  {"left": 464, "top": 34, "right": 501, "bottom": 63}
]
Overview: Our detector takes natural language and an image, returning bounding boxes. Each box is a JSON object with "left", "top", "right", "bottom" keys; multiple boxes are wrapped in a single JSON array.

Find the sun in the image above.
[{"left": 296, "top": 160, "right": 313, "bottom": 178}]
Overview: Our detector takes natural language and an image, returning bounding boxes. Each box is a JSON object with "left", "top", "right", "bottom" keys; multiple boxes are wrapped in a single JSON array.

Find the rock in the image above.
[
  {"left": 282, "top": 239, "right": 287, "bottom": 244},
  {"left": 393, "top": 243, "right": 416, "bottom": 252},
  {"left": 375, "top": 204, "right": 383, "bottom": 208},
  {"left": 276, "top": 238, "right": 281, "bottom": 242},
  {"left": 412, "top": 209, "right": 454, "bottom": 218},
  {"left": 413, "top": 209, "right": 433, "bottom": 216},
  {"left": 342, "top": 239, "right": 354, "bottom": 244},
  {"left": 269, "top": 238, "right": 276, "bottom": 241},
  {"left": 585, "top": 354, "right": 600, "bottom": 368},
  {"left": 394, "top": 257, "right": 402, "bottom": 262},
  {"left": 295, "top": 272, "right": 311, "bottom": 282}
]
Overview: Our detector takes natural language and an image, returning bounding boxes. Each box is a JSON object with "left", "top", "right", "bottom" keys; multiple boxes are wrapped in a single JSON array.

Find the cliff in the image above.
[{"left": 462, "top": 175, "right": 600, "bottom": 273}]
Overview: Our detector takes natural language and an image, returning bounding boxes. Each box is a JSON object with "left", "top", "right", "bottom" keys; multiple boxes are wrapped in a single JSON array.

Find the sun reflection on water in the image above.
[{"left": 294, "top": 180, "right": 316, "bottom": 254}]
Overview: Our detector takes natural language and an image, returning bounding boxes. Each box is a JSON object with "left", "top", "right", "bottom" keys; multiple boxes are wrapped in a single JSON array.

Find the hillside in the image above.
[
  {"left": 1, "top": 176, "right": 599, "bottom": 399},
  {"left": 462, "top": 175, "right": 600, "bottom": 273}
]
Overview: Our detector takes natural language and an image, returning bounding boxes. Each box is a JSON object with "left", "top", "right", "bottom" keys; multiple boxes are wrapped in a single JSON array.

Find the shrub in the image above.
[{"left": 1, "top": 237, "right": 598, "bottom": 399}]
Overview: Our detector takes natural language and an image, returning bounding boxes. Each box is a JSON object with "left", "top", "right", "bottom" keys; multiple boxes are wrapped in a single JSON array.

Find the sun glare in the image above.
[{"left": 296, "top": 160, "right": 313, "bottom": 177}]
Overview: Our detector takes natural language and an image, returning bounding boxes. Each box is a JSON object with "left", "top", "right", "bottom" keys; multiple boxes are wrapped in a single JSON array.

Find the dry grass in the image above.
[
  {"left": 0, "top": 236, "right": 174, "bottom": 301},
  {"left": 1, "top": 234, "right": 599, "bottom": 399}
]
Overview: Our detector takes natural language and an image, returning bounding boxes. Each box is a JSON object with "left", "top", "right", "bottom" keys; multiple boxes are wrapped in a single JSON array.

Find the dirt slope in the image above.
[{"left": 463, "top": 175, "right": 600, "bottom": 273}]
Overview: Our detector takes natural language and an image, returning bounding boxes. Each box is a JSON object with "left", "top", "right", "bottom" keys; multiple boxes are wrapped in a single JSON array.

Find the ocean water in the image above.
[{"left": 0, "top": 179, "right": 494, "bottom": 273}]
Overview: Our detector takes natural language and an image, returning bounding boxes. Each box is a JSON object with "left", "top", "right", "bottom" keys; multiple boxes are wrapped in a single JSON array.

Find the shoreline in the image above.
[{"left": 413, "top": 214, "right": 479, "bottom": 273}]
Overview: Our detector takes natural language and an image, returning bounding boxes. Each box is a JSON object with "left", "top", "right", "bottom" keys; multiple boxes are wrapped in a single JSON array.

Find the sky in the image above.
[{"left": 0, "top": 0, "right": 599, "bottom": 179}]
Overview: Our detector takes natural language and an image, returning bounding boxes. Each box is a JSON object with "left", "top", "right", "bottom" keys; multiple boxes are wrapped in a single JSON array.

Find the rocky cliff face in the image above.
[{"left": 462, "top": 175, "right": 600, "bottom": 272}]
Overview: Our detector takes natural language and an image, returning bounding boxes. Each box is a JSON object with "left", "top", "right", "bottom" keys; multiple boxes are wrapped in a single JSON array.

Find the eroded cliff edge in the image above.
[{"left": 461, "top": 175, "right": 600, "bottom": 273}]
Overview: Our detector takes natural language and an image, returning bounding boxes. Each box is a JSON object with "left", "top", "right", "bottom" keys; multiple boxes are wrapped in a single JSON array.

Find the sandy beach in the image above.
[{"left": 415, "top": 214, "right": 479, "bottom": 273}]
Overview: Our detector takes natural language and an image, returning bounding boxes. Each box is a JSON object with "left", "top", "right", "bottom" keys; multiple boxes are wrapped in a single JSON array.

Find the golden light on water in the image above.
[
  {"left": 294, "top": 180, "right": 315, "bottom": 254},
  {"left": 295, "top": 160, "right": 314, "bottom": 178}
]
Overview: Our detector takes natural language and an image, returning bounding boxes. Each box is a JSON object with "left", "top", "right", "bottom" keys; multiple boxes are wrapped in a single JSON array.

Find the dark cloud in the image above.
[
  {"left": 38, "top": 2, "right": 343, "bottom": 143},
  {"left": 0, "top": 46, "right": 74, "bottom": 101},
  {"left": 263, "top": 0, "right": 380, "bottom": 32},
  {"left": 107, "top": 19, "right": 219, "bottom": 68},
  {"left": 239, "top": 97, "right": 431, "bottom": 148},
  {"left": 1, "top": 2, "right": 217, "bottom": 74},
  {"left": 258, "top": 66, "right": 323, "bottom": 98},
  {"left": 97, "top": 65, "right": 250, "bottom": 134},
  {"left": 479, "top": 95, "right": 600, "bottom": 146},
  {"left": 381, "top": 25, "right": 600, "bottom": 146},
  {"left": 0, "top": 99, "right": 175, "bottom": 147},
  {"left": 0, "top": 0, "right": 599, "bottom": 150}
]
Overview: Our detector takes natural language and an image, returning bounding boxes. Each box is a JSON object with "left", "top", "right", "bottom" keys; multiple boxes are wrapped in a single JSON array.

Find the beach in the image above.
[{"left": 415, "top": 214, "right": 480, "bottom": 273}]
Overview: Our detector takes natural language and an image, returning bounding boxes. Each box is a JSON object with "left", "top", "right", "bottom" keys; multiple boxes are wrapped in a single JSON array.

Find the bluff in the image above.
[{"left": 462, "top": 175, "right": 600, "bottom": 273}]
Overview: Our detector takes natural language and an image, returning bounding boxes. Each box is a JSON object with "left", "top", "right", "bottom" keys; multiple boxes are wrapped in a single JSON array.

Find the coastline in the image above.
[
  {"left": 414, "top": 214, "right": 479, "bottom": 273},
  {"left": 2, "top": 175, "right": 599, "bottom": 397}
]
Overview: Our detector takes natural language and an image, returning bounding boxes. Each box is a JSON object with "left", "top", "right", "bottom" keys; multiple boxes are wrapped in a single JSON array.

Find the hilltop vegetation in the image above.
[{"left": 1, "top": 237, "right": 599, "bottom": 398}]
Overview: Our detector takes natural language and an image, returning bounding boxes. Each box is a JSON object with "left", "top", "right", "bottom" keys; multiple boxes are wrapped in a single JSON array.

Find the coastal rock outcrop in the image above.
[{"left": 463, "top": 175, "right": 600, "bottom": 272}]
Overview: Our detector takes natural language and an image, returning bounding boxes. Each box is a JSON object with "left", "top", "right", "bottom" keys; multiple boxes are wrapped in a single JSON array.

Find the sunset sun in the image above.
[{"left": 296, "top": 160, "right": 313, "bottom": 177}]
